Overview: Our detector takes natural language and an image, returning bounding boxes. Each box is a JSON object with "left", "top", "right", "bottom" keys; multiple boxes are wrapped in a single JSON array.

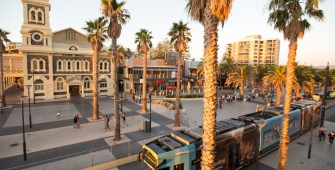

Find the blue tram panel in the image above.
[{"left": 140, "top": 100, "right": 321, "bottom": 170}]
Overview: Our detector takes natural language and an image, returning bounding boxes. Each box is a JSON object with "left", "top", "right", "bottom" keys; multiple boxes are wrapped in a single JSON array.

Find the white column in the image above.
[
  {"left": 67, "top": 84, "right": 70, "bottom": 98},
  {"left": 43, "top": 36, "right": 46, "bottom": 46}
]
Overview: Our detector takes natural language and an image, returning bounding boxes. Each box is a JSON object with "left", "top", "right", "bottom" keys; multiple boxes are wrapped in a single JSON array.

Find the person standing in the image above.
[
  {"left": 76, "top": 114, "right": 81, "bottom": 128},
  {"left": 104, "top": 115, "right": 111, "bottom": 131},
  {"left": 121, "top": 112, "right": 128, "bottom": 127},
  {"left": 138, "top": 95, "right": 141, "bottom": 104},
  {"left": 219, "top": 98, "right": 223, "bottom": 109},
  {"left": 54, "top": 111, "right": 62, "bottom": 119},
  {"left": 256, "top": 105, "right": 261, "bottom": 112},
  {"left": 328, "top": 131, "right": 335, "bottom": 145},
  {"left": 319, "top": 125, "right": 327, "bottom": 141}
]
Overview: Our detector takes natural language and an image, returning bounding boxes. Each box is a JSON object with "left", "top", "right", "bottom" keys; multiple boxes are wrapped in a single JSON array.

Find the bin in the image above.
[{"left": 142, "top": 119, "right": 150, "bottom": 132}]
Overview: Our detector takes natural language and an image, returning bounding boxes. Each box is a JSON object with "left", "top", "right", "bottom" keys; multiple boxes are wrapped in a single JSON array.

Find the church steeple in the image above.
[{"left": 20, "top": 0, "right": 53, "bottom": 52}]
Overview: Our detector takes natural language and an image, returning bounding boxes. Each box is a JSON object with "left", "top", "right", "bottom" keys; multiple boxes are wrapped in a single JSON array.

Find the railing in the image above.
[{"left": 126, "top": 74, "right": 175, "bottom": 79}]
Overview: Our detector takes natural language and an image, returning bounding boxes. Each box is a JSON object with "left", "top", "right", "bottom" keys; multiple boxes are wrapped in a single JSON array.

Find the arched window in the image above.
[
  {"left": 34, "top": 79, "right": 44, "bottom": 91},
  {"left": 68, "top": 62, "right": 71, "bottom": 70},
  {"left": 72, "top": 61, "right": 76, "bottom": 71},
  {"left": 39, "top": 60, "right": 44, "bottom": 69},
  {"left": 56, "top": 78, "right": 64, "bottom": 90},
  {"left": 100, "top": 79, "right": 107, "bottom": 88},
  {"left": 38, "top": 12, "right": 42, "bottom": 21},
  {"left": 31, "top": 11, "right": 36, "bottom": 20},
  {"left": 33, "top": 60, "right": 37, "bottom": 70},
  {"left": 77, "top": 62, "right": 80, "bottom": 70},
  {"left": 58, "top": 61, "right": 62, "bottom": 70},
  {"left": 85, "top": 62, "right": 89, "bottom": 70},
  {"left": 104, "top": 62, "right": 108, "bottom": 70},
  {"left": 84, "top": 77, "right": 90, "bottom": 89},
  {"left": 100, "top": 62, "right": 103, "bottom": 70}
]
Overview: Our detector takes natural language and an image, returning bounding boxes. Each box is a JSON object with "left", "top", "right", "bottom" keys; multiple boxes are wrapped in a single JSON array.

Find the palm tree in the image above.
[
  {"left": 0, "top": 29, "right": 11, "bottom": 107},
  {"left": 168, "top": 20, "right": 192, "bottom": 127},
  {"left": 262, "top": 65, "right": 287, "bottom": 106},
  {"left": 225, "top": 65, "right": 251, "bottom": 97},
  {"left": 135, "top": 29, "right": 153, "bottom": 113},
  {"left": 219, "top": 54, "right": 238, "bottom": 75},
  {"left": 185, "top": 1, "right": 234, "bottom": 167},
  {"left": 253, "top": 65, "right": 269, "bottom": 89},
  {"left": 83, "top": 17, "right": 108, "bottom": 120},
  {"left": 294, "top": 65, "right": 314, "bottom": 98},
  {"left": 196, "top": 58, "right": 204, "bottom": 79},
  {"left": 101, "top": 0, "right": 130, "bottom": 141},
  {"left": 267, "top": 0, "right": 324, "bottom": 168}
]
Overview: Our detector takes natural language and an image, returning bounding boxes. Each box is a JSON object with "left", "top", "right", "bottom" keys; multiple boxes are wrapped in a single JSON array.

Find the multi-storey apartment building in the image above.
[
  {"left": 226, "top": 35, "right": 280, "bottom": 65},
  {"left": 2, "top": 0, "right": 113, "bottom": 100}
]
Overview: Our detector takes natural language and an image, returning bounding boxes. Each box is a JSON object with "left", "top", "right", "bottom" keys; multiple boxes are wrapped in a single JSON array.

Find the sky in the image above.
[{"left": 0, "top": 0, "right": 334, "bottom": 66}]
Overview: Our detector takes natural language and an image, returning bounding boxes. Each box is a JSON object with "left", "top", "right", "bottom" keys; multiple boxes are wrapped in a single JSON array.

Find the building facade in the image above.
[
  {"left": 3, "top": 0, "right": 114, "bottom": 100},
  {"left": 226, "top": 35, "right": 280, "bottom": 65}
]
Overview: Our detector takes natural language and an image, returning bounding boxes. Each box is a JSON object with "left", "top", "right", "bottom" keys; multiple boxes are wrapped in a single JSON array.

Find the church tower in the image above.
[{"left": 20, "top": 0, "right": 53, "bottom": 52}]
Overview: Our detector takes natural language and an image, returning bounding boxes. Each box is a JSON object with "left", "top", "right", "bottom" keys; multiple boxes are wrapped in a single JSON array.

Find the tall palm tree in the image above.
[
  {"left": 267, "top": 0, "right": 324, "bottom": 168},
  {"left": 101, "top": 0, "right": 130, "bottom": 141},
  {"left": 185, "top": 1, "right": 234, "bottom": 167},
  {"left": 253, "top": 65, "right": 269, "bottom": 89},
  {"left": 135, "top": 29, "right": 153, "bottom": 113},
  {"left": 0, "top": 29, "right": 11, "bottom": 107},
  {"left": 263, "top": 65, "right": 287, "bottom": 106},
  {"left": 83, "top": 17, "right": 108, "bottom": 120},
  {"left": 168, "top": 20, "right": 192, "bottom": 127},
  {"left": 225, "top": 65, "right": 251, "bottom": 97},
  {"left": 219, "top": 55, "right": 238, "bottom": 75},
  {"left": 196, "top": 58, "right": 204, "bottom": 79}
]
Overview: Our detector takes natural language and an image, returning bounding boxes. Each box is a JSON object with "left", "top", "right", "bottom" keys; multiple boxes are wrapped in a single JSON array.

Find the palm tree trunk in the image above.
[
  {"left": 295, "top": 86, "right": 300, "bottom": 98},
  {"left": 201, "top": 1, "right": 218, "bottom": 169},
  {"left": 112, "top": 38, "right": 121, "bottom": 141},
  {"left": 277, "top": 33, "right": 298, "bottom": 170},
  {"left": 174, "top": 52, "right": 181, "bottom": 127},
  {"left": 92, "top": 48, "right": 99, "bottom": 120},
  {"left": 241, "top": 82, "right": 244, "bottom": 98},
  {"left": 0, "top": 52, "right": 6, "bottom": 107},
  {"left": 276, "top": 87, "right": 281, "bottom": 106},
  {"left": 142, "top": 53, "right": 147, "bottom": 113}
]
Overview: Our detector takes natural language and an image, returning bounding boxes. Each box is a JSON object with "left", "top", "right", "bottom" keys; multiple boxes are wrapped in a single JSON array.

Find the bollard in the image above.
[
  {"left": 111, "top": 145, "right": 113, "bottom": 160},
  {"left": 90, "top": 151, "right": 93, "bottom": 166}
]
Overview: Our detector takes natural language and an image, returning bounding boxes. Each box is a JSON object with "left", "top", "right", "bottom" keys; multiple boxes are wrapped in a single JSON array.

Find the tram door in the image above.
[{"left": 227, "top": 142, "right": 240, "bottom": 170}]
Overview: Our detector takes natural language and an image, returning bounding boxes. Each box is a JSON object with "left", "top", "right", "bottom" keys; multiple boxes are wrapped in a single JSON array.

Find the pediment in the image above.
[{"left": 66, "top": 77, "right": 84, "bottom": 85}]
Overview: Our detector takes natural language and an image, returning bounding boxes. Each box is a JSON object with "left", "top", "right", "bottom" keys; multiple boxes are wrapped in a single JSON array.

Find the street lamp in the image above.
[
  {"left": 17, "top": 95, "right": 28, "bottom": 161},
  {"left": 120, "top": 81, "right": 123, "bottom": 112},
  {"left": 31, "top": 70, "right": 35, "bottom": 104},
  {"left": 25, "top": 85, "right": 32, "bottom": 128},
  {"left": 148, "top": 87, "right": 154, "bottom": 133}
]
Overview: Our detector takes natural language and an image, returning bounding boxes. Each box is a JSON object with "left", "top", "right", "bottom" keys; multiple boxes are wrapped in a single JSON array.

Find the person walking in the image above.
[
  {"left": 219, "top": 98, "right": 223, "bottom": 109},
  {"left": 76, "top": 114, "right": 81, "bottom": 128},
  {"left": 132, "top": 93, "right": 135, "bottom": 102},
  {"left": 104, "top": 115, "right": 111, "bottom": 131},
  {"left": 328, "top": 131, "right": 335, "bottom": 145},
  {"left": 138, "top": 95, "right": 141, "bottom": 104},
  {"left": 54, "top": 111, "right": 62, "bottom": 119},
  {"left": 73, "top": 114, "right": 77, "bottom": 128},
  {"left": 319, "top": 125, "right": 327, "bottom": 141},
  {"left": 121, "top": 112, "right": 128, "bottom": 127}
]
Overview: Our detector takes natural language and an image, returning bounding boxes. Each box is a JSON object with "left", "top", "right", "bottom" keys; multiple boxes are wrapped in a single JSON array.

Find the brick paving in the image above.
[{"left": 0, "top": 86, "right": 334, "bottom": 169}]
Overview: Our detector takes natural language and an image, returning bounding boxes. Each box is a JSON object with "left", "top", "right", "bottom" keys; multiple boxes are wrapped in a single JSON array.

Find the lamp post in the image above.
[
  {"left": 32, "top": 70, "right": 35, "bottom": 104},
  {"left": 320, "top": 62, "right": 329, "bottom": 127},
  {"left": 148, "top": 87, "right": 154, "bottom": 133},
  {"left": 17, "top": 95, "right": 28, "bottom": 161},
  {"left": 120, "top": 81, "right": 123, "bottom": 112},
  {"left": 25, "top": 85, "right": 32, "bottom": 128}
]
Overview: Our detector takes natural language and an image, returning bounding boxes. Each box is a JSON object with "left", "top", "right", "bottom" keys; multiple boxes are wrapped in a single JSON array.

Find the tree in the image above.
[
  {"left": 294, "top": 65, "right": 314, "bottom": 98},
  {"left": 150, "top": 39, "right": 174, "bottom": 59},
  {"left": 219, "top": 54, "right": 238, "bottom": 75},
  {"left": 225, "top": 65, "right": 252, "bottom": 97},
  {"left": 101, "top": 0, "right": 130, "bottom": 141},
  {"left": 135, "top": 29, "right": 153, "bottom": 113},
  {"left": 185, "top": 0, "right": 234, "bottom": 168},
  {"left": 0, "top": 29, "right": 11, "bottom": 107},
  {"left": 253, "top": 65, "right": 270, "bottom": 89},
  {"left": 262, "top": 65, "right": 287, "bottom": 106},
  {"left": 267, "top": 0, "right": 324, "bottom": 168},
  {"left": 168, "top": 20, "right": 192, "bottom": 127},
  {"left": 83, "top": 17, "right": 108, "bottom": 120}
]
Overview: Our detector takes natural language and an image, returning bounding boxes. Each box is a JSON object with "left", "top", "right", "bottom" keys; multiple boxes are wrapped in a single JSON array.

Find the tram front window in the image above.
[{"left": 174, "top": 163, "right": 184, "bottom": 170}]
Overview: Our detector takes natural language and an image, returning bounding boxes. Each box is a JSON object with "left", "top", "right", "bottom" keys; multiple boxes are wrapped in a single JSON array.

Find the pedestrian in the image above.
[
  {"left": 121, "top": 112, "right": 128, "bottom": 127},
  {"left": 132, "top": 93, "right": 136, "bottom": 102},
  {"left": 54, "top": 111, "right": 62, "bottom": 118},
  {"left": 104, "top": 115, "right": 111, "bottom": 131},
  {"left": 319, "top": 125, "right": 327, "bottom": 141},
  {"left": 237, "top": 92, "right": 241, "bottom": 102},
  {"left": 139, "top": 95, "right": 141, "bottom": 104},
  {"left": 76, "top": 114, "right": 81, "bottom": 128},
  {"left": 256, "top": 105, "right": 261, "bottom": 112},
  {"left": 73, "top": 114, "right": 77, "bottom": 128},
  {"left": 328, "top": 131, "right": 335, "bottom": 145},
  {"left": 219, "top": 98, "right": 223, "bottom": 109}
]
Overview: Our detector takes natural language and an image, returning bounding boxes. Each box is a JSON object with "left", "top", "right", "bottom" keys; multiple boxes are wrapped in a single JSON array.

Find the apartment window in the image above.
[
  {"left": 35, "top": 84, "right": 44, "bottom": 90},
  {"left": 84, "top": 77, "right": 90, "bottom": 89}
]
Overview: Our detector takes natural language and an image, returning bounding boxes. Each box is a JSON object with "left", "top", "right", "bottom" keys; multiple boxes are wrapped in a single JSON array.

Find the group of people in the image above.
[
  {"left": 132, "top": 93, "right": 142, "bottom": 104},
  {"left": 319, "top": 125, "right": 335, "bottom": 145},
  {"left": 104, "top": 112, "right": 128, "bottom": 131}
]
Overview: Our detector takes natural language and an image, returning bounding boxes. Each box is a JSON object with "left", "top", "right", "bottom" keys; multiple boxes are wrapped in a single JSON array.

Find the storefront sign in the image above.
[{"left": 156, "top": 79, "right": 164, "bottom": 83}]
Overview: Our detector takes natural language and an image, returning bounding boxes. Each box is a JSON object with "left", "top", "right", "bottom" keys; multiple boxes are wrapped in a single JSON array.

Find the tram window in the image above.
[
  {"left": 274, "top": 125, "right": 280, "bottom": 139},
  {"left": 294, "top": 119, "right": 300, "bottom": 129},
  {"left": 263, "top": 129, "right": 272, "bottom": 145},
  {"left": 174, "top": 163, "right": 184, "bottom": 170}
]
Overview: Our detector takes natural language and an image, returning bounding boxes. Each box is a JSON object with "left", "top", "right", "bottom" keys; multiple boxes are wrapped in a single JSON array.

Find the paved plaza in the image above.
[{"left": 0, "top": 86, "right": 334, "bottom": 170}]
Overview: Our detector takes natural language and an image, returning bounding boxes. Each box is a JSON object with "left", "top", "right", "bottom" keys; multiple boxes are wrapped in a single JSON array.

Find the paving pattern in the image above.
[{"left": 0, "top": 86, "right": 334, "bottom": 170}]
